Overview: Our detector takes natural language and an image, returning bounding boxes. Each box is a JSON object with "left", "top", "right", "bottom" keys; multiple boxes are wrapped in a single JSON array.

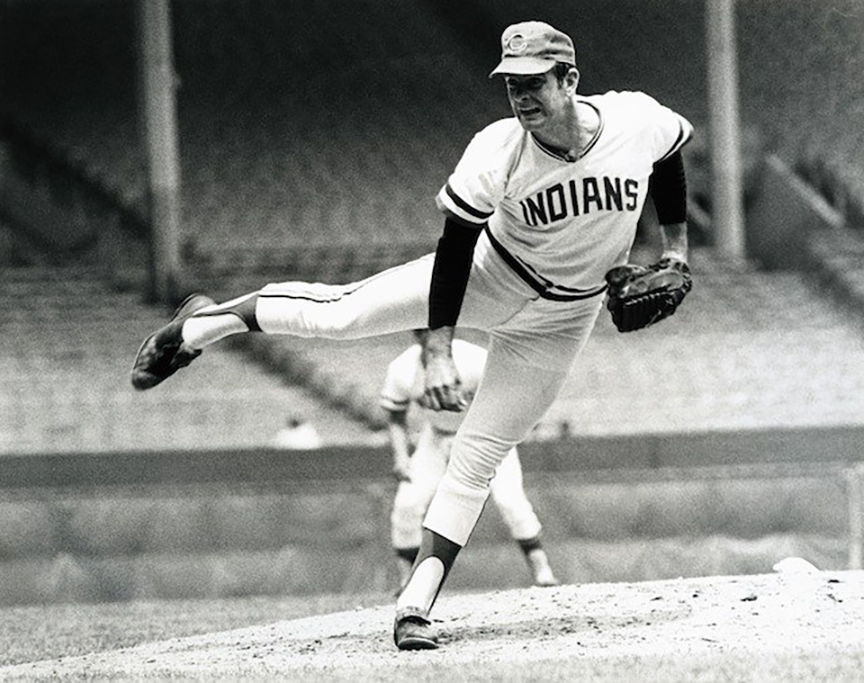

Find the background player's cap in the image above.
[{"left": 489, "top": 21, "right": 576, "bottom": 78}]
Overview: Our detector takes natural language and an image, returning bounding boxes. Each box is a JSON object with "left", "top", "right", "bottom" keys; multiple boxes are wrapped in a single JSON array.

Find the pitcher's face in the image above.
[{"left": 504, "top": 69, "right": 577, "bottom": 131}]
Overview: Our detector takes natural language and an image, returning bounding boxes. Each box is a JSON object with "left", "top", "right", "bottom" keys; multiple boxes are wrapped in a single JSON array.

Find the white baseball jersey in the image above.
[
  {"left": 380, "top": 339, "right": 488, "bottom": 434},
  {"left": 437, "top": 91, "right": 693, "bottom": 298}
]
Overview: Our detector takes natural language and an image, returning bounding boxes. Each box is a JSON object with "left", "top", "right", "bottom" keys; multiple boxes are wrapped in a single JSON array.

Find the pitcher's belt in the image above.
[{"left": 484, "top": 226, "right": 607, "bottom": 302}]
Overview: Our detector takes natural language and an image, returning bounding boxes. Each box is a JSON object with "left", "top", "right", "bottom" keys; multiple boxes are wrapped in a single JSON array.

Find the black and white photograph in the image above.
[{"left": 1, "top": 0, "right": 863, "bottom": 679}]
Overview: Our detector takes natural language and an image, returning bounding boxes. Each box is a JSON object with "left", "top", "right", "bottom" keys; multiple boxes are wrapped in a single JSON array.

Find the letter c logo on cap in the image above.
[{"left": 507, "top": 34, "right": 527, "bottom": 53}]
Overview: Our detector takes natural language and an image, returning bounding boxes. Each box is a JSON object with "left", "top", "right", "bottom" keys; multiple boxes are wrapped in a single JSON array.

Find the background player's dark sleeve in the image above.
[{"left": 428, "top": 218, "right": 482, "bottom": 329}]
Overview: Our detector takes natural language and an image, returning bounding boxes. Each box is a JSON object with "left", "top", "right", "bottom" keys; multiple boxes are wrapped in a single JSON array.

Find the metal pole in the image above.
[
  {"left": 137, "top": 0, "right": 182, "bottom": 303},
  {"left": 706, "top": 0, "right": 745, "bottom": 260}
]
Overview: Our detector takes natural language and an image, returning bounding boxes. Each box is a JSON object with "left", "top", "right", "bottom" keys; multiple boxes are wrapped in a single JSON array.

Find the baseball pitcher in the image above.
[{"left": 131, "top": 20, "right": 693, "bottom": 651}]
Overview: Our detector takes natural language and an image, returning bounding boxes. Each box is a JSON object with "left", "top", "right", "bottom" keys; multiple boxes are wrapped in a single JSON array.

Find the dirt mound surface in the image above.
[{"left": 4, "top": 570, "right": 862, "bottom": 681}]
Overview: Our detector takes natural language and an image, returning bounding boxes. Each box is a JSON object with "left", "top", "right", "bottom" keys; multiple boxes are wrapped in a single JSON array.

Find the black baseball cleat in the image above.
[
  {"left": 393, "top": 607, "right": 439, "bottom": 650},
  {"left": 130, "top": 293, "right": 215, "bottom": 391}
]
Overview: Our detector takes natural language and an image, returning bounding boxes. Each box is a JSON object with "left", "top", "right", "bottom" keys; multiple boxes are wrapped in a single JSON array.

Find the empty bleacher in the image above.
[
  {"left": 9, "top": 236, "right": 864, "bottom": 456},
  {"left": 3, "top": 0, "right": 864, "bottom": 457},
  {"left": 2, "top": 0, "right": 502, "bottom": 266},
  {"left": 0, "top": 266, "right": 384, "bottom": 454},
  {"left": 4, "top": 0, "right": 862, "bottom": 266}
]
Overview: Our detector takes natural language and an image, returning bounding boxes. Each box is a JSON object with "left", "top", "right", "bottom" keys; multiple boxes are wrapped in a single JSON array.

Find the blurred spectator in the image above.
[{"left": 272, "top": 415, "right": 322, "bottom": 450}]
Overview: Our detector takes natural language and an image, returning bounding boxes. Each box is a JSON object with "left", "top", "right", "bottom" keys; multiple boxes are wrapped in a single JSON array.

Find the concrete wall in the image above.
[{"left": 1, "top": 426, "right": 860, "bottom": 606}]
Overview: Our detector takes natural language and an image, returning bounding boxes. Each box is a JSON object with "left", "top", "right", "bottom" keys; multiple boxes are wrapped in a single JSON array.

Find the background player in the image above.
[
  {"left": 131, "top": 20, "right": 692, "bottom": 651},
  {"left": 381, "top": 330, "right": 558, "bottom": 592}
]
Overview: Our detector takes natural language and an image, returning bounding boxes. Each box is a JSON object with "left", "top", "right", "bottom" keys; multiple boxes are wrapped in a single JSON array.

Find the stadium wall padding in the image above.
[
  {"left": 0, "top": 427, "right": 860, "bottom": 605},
  {"left": 0, "top": 473, "right": 847, "bottom": 564},
  {"left": 3, "top": 425, "right": 863, "bottom": 489}
]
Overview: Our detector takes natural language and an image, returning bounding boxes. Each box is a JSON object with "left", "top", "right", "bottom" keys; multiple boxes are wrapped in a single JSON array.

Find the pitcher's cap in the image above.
[{"left": 489, "top": 21, "right": 576, "bottom": 78}]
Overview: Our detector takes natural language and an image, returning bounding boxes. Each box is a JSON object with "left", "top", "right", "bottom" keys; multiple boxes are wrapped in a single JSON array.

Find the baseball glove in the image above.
[{"left": 605, "top": 257, "right": 692, "bottom": 333}]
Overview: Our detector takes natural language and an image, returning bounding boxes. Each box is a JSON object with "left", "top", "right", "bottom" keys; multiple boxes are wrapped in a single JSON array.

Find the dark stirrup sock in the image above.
[
  {"left": 413, "top": 529, "right": 462, "bottom": 609},
  {"left": 208, "top": 293, "right": 262, "bottom": 331},
  {"left": 517, "top": 536, "right": 544, "bottom": 557},
  {"left": 396, "top": 547, "right": 420, "bottom": 564}
]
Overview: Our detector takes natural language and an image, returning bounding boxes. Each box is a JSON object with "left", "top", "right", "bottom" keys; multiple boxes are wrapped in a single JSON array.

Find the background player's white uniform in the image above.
[{"left": 381, "top": 339, "right": 555, "bottom": 587}]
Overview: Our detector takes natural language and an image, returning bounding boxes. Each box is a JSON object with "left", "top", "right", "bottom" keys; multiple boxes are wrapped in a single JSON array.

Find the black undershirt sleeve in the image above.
[
  {"left": 649, "top": 150, "right": 688, "bottom": 225},
  {"left": 428, "top": 217, "right": 483, "bottom": 329}
]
